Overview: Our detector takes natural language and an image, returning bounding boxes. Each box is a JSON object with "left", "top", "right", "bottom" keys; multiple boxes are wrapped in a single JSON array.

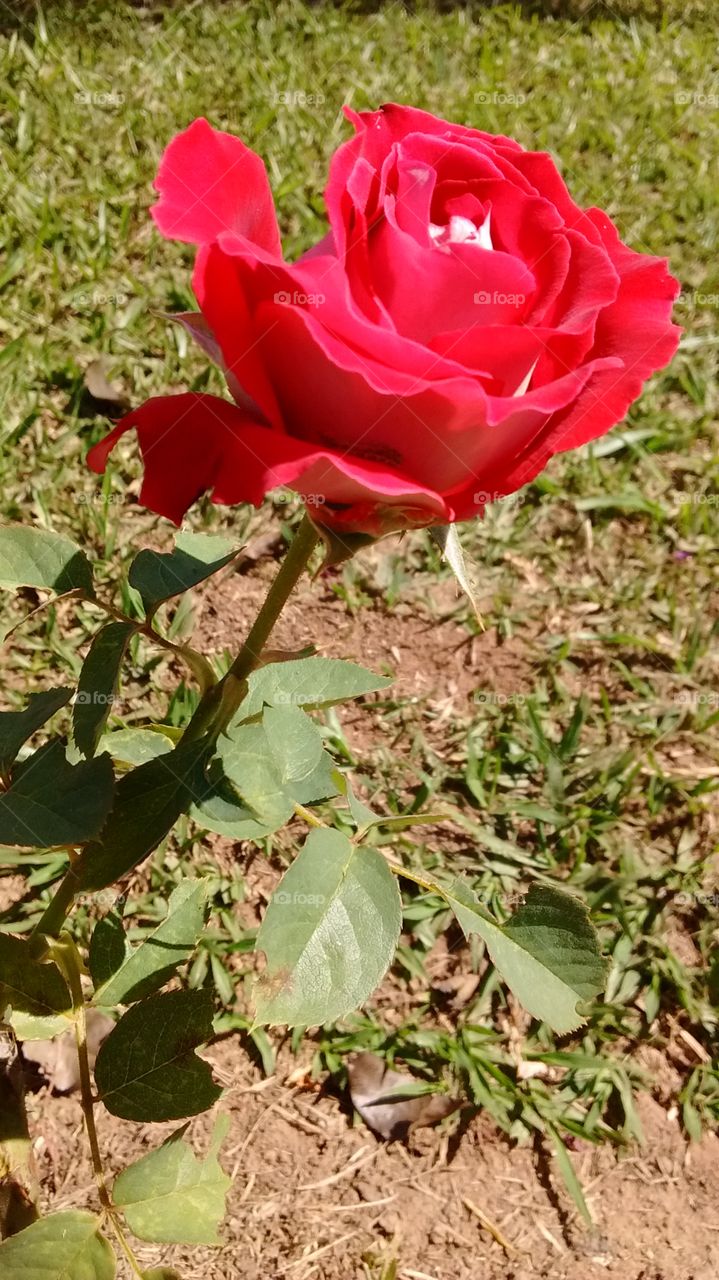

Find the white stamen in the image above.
[{"left": 429, "top": 211, "right": 494, "bottom": 250}]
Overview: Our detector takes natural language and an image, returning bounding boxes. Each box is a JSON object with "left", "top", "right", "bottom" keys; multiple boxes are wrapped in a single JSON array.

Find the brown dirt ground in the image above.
[{"left": 28, "top": 1041, "right": 719, "bottom": 1280}]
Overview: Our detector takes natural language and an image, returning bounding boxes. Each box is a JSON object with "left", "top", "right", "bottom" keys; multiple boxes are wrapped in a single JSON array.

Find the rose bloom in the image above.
[{"left": 89, "top": 105, "right": 680, "bottom": 535}]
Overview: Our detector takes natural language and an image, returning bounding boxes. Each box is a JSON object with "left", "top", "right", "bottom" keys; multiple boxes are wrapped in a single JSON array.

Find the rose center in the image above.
[{"left": 428, "top": 210, "right": 493, "bottom": 251}]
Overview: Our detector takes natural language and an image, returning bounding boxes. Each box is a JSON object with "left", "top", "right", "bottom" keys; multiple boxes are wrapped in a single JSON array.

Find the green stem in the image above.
[
  {"left": 384, "top": 860, "right": 446, "bottom": 898},
  {"left": 28, "top": 867, "right": 80, "bottom": 955},
  {"left": 185, "top": 514, "right": 320, "bottom": 742},
  {"left": 93, "top": 597, "right": 216, "bottom": 693},
  {"left": 54, "top": 938, "right": 145, "bottom": 1278}
]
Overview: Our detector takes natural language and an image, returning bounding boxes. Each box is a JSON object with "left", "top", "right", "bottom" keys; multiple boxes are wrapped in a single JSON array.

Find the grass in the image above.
[{"left": 1, "top": 0, "right": 718, "bottom": 1229}]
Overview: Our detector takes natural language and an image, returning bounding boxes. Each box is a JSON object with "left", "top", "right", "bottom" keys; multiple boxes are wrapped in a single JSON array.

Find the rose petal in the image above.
[{"left": 152, "top": 117, "right": 282, "bottom": 255}]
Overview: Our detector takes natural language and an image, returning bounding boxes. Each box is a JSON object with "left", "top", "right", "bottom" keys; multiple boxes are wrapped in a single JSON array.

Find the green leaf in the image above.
[
  {"left": 113, "top": 1115, "right": 231, "bottom": 1244},
  {"left": 88, "top": 912, "right": 127, "bottom": 990},
  {"left": 193, "top": 708, "right": 337, "bottom": 840},
  {"left": 92, "top": 881, "right": 207, "bottom": 1006},
  {"left": 546, "top": 1125, "right": 593, "bottom": 1226},
  {"left": 253, "top": 828, "right": 402, "bottom": 1027},
  {"left": 74, "top": 622, "right": 136, "bottom": 758},
  {"left": 129, "top": 531, "right": 239, "bottom": 613},
  {"left": 9, "top": 1011, "right": 72, "bottom": 1041},
  {"left": 99, "top": 728, "right": 174, "bottom": 766},
  {"left": 216, "top": 722, "right": 296, "bottom": 828},
  {"left": 0, "top": 526, "right": 94, "bottom": 595},
  {"left": 445, "top": 881, "right": 607, "bottom": 1035},
  {"left": 192, "top": 723, "right": 293, "bottom": 840},
  {"left": 0, "top": 1209, "right": 115, "bottom": 1279},
  {"left": 0, "top": 934, "right": 72, "bottom": 1017},
  {"left": 94, "top": 989, "right": 221, "bottom": 1121},
  {"left": 0, "top": 741, "right": 115, "bottom": 848},
  {"left": 0, "top": 688, "right": 73, "bottom": 777},
  {"left": 237, "top": 656, "right": 391, "bottom": 721},
  {"left": 75, "top": 739, "right": 209, "bottom": 891},
  {"left": 345, "top": 779, "right": 380, "bottom": 833},
  {"left": 263, "top": 704, "right": 324, "bottom": 786}
]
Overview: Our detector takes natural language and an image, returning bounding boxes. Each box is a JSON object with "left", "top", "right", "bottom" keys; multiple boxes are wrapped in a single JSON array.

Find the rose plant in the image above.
[{"left": 0, "top": 105, "right": 678, "bottom": 1273}]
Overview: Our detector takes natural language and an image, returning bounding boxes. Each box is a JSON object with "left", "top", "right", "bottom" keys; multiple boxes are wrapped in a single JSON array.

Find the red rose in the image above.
[{"left": 89, "top": 106, "right": 680, "bottom": 534}]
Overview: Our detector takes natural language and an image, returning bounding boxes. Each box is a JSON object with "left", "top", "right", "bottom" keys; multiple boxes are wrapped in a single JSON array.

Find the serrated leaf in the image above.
[
  {"left": 0, "top": 935, "right": 72, "bottom": 1017},
  {"left": 94, "top": 989, "right": 221, "bottom": 1121},
  {"left": 99, "top": 728, "right": 174, "bottom": 766},
  {"left": 193, "top": 707, "right": 337, "bottom": 841},
  {"left": 129, "top": 532, "right": 239, "bottom": 613},
  {"left": 113, "top": 1115, "right": 231, "bottom": 1244},
  {"left": 253, "top": 828, "right": 402, "bottom": 1027},
  {"left": 0, "top": 741, "right": 115, "bottom": 848},
  {"left": 74, "top": 622, "right": 136, "bottom": 758},
  {"left": 445, "top": 880, "right": 606, "bottom": 1034},
  {"left": 93, "top": 881, "right": 207, "bottom": 1006},
  {"left": 0, "top": 688, "right": 73, "bottom": 778},
  {"left": 237, "top": 656, "right": 391, "bottom": 721},
  {"left": 191, "top": 771, "right": 276, "bottom": 841},
  {"left": 0, "top": 526, "right": 94, "bottom": 595},
  {"left": 0, "top": 1209, "right": 115, "bottom": 1279},
  {"left": 75, "top": 739, "right": 210, "bottom": 891}
]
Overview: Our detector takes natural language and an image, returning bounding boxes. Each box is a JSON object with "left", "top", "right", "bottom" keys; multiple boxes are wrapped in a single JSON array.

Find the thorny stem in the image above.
[
  {"left": 55, "top": 938, "right": 145, "bottom": 1278},
  {"left": 184, "top": 513, "right": 320, "bottom": 743}
]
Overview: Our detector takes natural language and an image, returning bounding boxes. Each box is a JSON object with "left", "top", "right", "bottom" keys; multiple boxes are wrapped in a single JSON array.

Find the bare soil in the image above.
[{"left": 29, "top": 1041, "right": 719, "bottom": 1280}]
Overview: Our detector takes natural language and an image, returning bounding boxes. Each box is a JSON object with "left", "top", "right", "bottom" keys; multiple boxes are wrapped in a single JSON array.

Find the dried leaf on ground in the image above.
[{"left": 346, "top": 1052, "right": 459, "bottom": 1141}]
